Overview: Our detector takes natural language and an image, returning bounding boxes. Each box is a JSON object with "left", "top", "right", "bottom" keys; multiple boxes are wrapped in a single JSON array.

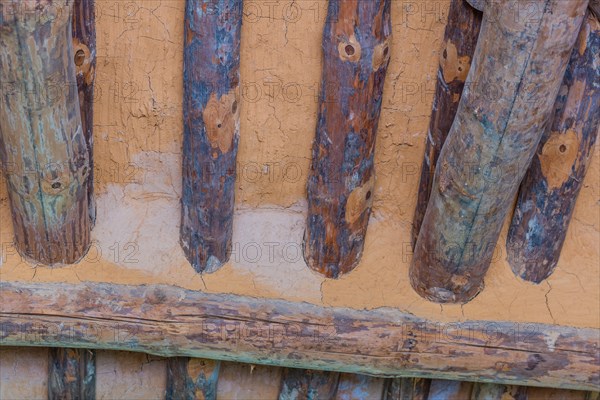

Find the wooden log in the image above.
[
  {"left": 410, "top": 0, "right": 589, "bottom": 303},
  {"left": 411, "top": 0, "right": 483, "bottom": 247},
  {"left": 72, "top": 0, "right": 96, "bottom": 225},
  {"left": 470, "top": 383, "right": 528, "bottom": 400},
  {"left": 166, "top": 357, "right": 220, "bottom": 400},
  {"left": 506, "top": 12, "right": 600, "bottom": 283},
  {"left": 427, "top": 380, "right": 473, "bottom": 400},
  {"left": 591, "top": 0, "right": 600, "bottom": 20},
  {"left": 335, "top": 373, "right": 385, "bottom": 399},
  {"left": 48, "top": 348, "right": 96, "bottom": 400},
  {"left": 1, "top": 282, "right": 598, "bottom": 390},
  {"left": 217, "top": 362, "right": 282, "bottom": 399},
  {"left": 0, "top": 0, "right": 91, "bottom": 265},
  {"left": 384, "top": 378, "right": 431, "bottom": 400},
  {"left": 180, "top": 0, "right": 242, "bottom": 273},
  {"left": 279, "top": 368, "right": 340, "bottom": 400},
  {"left": 304, "top": 0, "right": 392, "bottom": 278},
  {"left": 465, "top": 0, "right": 486, "bottom": 12},
  {"left": 526, "top": 387, "right": 589, "bottom": 400}
]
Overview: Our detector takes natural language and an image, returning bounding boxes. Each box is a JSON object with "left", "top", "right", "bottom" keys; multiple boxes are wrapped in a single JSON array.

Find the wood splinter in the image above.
[
  {"left": 506, "top": 11, "right": 600, "bottom": 283},
  {"left": 412, "top": 0, "right": 483, "bottom": 247},
  {"left": 304, "top": 0, "right": 392, "bottom": 278},
  {"left": 410, "top": 0, "right": 589, "bottom": 303},
  {"left": 180, "top": 0, "right": 242, "bottom": 273},
  {"left": 0, "top": 0, "right": 91, "bottom": 265}
]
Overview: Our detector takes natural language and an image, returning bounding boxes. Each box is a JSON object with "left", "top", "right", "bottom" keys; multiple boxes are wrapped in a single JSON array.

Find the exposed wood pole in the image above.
[
  {"left": 410, "top": 0, "right": 589, "bottom": 303},
  {"left": 278, "top": 368, "right": 340, "bottom": 400},
  {"left": 304, "top": 0, "right": 392, "bottom": 278},
  {"left": 0, "top": 0, "right": 91, "bottom": 265},
  {"left": 72, "top": 0, "right": 96, "bottom": 225},
  {"left": 412, "top": 0, "right": 483, "bottom": 247},
  {"left": 335, "top": 373, "right": 385, "bottom": 399},
  {"left": 48, "top": 348, "right": 96, "bottom": 400},
  {"left": 470, "top": 383, "right": 528, "bottom": 400},
  {"left": 166, "top": 357, "right": 221, "bottom": 400},
  {"left": 506, "top": 11, "right": 600, "bottom": 283},
  {"left": 384, "top": 378, "right": 431, "bottom": 400},
  {"left": 427, "top": 380, "right": 473, "bottom": 400},
  {"left": 1, "top": 281, "right": 598, "bottom": 390},
  {"left": 180, "top": 0, "right": 242, "bottom": 273}
]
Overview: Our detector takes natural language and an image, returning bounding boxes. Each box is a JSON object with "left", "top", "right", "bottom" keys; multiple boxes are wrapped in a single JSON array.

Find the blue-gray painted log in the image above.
[
  {"left": 304, "top": 0, "right": 392, "bottom": 278},
  {"left": 279, "top": 368, "right": 340, "bottom": 400},
  {"left": 180, "top": 0, "right": 242, "bottom": 273},
  {"left": 48, "top": 348, "right": 96, "bottom": 400},
  {"left": 412, "top": 0, "right": 482, "bottom": 248},
  {"left": 410, "top": 0, "right": 589, "bottom": 303},
  {"left": 0, "top": 0, "right": 91, "bottom": 265},
  {"left": 506, "top": 12, "right": 600, "bottom": 283}
]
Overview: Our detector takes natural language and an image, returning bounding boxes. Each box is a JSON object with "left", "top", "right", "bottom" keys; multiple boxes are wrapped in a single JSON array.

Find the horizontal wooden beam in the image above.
[{"left": 0, "top": 281, "right": 598, "bottom": 391}]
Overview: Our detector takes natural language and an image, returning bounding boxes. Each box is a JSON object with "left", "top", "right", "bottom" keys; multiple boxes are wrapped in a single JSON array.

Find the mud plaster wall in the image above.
[{"left": 0, "top": 0, "right": 598, "bottom": 329}]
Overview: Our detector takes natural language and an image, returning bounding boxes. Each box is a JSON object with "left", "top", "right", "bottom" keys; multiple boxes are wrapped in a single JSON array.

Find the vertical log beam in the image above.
[
  {"left": 180, "top": 0, "right": 242, "bottom": 273},
  {"left": 412, "top": 0, "right": 482, "bottom": 247},
  {"left": 72, "top": 0, "right": 96, "bottom": 224},
  {"left": 48, "top": 348, "right": 96, "bottom": 400},
  {"left": 384, "top": 378, "right": 431, "bottom": 400},
  {"left": 506, "top": 12, "right": 600, "bottom": 283},
  {"left": 410, "top": 0, "right": 589, "bottom": 303},
  {"left": 0, "top": 0, "right": 91, "bottom": 265},
  {"left": 278, "top": 368, "right": 340, "bottom": 400},
  {"left": 427, "top": 380, "right": 473, "bottom": 400},
  {"left": 304, "top": 0, "right": 392, "bottom": 278},
  {"left": 335, "top": 373, "right": 385, "bottom": 399},
  {"left": 166, "top": 357, "right": 221, "bottom": 400},
  {"left": 471, "top": 383, "right": 528, "bottom": 400}
]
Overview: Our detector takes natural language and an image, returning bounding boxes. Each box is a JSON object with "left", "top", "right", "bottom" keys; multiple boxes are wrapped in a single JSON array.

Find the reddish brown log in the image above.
[
  {"left": 279, "top": 368, "right": 340, "bottom": 399},
  {"left": 166, "top": 357, "right": 220, "bottom": 400},
  {"left": 180, "top": 0, "right": 242, "bottom": 273},
  {"left": 470, "top": 383, "right": 528, "bottom": 400},
  {"left": 0, "top": 0, "right": 91, "bottom": 265},
  {"left": 410, "top": 0, "right": 589, "bottom": 303},
  {"left": 412, "top": 0, "right": 483, "bottom": 247},
  {"left": 506, "top": 12, "right": 600, "bottom": 283},
  {"left": 72, "top": 0, "right": 96, "bottom": 225},
  {"left": 48, "top": 348, "right": 96, "bottom": 400},
  {"left": 304, "top": 0, "right": 392, "bottom": 278}
]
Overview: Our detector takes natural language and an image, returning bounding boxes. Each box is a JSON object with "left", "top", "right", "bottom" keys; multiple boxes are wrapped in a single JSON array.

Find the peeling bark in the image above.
[
  {"left": 72, "top": 0, "right": 96, "bottom": 225},
  {"left": 412, "top": 0, "right": 483, "bottom": 247},
  {"left": 410, "top": 0, "right": 589, "bottom": 303},
  {"left": 180, "top": 0, "right": 242, "bottom": 273},
  {"left": 506, "top": 12, "right": 600, "bottom": 283},
  {"left": 279, "top": 368, "right": 340, "bottom": 400},
  {"left": 0, "top": 0, "right": 91, "bottom": 265},
  {"left": 304, "top": 0, "right": 392, "bottom": 278},
  {"left": 48, "top": 348, "right": 96, "bottom": 400},
  {"left": 167, "top": 357, "right": 220, "bottom": 400}
]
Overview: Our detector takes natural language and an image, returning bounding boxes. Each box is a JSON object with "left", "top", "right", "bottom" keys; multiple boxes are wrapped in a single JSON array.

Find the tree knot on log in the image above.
[
  {"left": 202, "top": 90, "right": 240, "bottom": 157},
  {"left": 338, "top": 35, "right": 361, "bottom": 63},
  {"left": 440, "top": 40, "right": 471, "bottom": 84}
]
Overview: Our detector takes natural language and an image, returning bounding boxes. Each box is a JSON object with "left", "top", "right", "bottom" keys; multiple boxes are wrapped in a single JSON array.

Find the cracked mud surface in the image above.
[{"left": 0, "top": 0, "right": 598, "bottom": 329}]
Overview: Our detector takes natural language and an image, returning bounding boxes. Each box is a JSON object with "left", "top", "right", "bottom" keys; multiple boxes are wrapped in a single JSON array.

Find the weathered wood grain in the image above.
[
  {"left": 590, "top": 0, "right": 600, "bottom": 20},
  {"left": 279, "top": 368, "right": 340, "bottom": 400},
  {"left": 180, "top": 0, "right": 242, "bottom": 273},
  {"left": 0, "top": 0, "right": 91, "bottom": 265},
  {"left": 304, "top": 0, "right": 392, "bottom": 278},
  {"left": 384, "top": 378, "right": 431, "bottom": 400},
  {"left": 427, "top": 379, "right": 473, "bottom": 400},
  {"left": 410, "top": 0, "right": 589, "bottom": 303},
  {"left": 506, "top": 12, "right": 600, "bottom": 283},
  {"left": 470, "top": 383, "right": 528, "bottom": 400},
  {"left": 335, "top": 373, "right": 385, "bottom": 400},
  {"left": 0, "top": 281, "right": 598, "bottom": 390},
  {"left": 412, "top": 0, "right": 482, "bottom": 247},
  {"left": 166, "top": 357, "right": 220, "bottom": 400},
  {"left": 48, "top": 348, "right": 96, "bottom": 400},
  {"left": 72, "top": 0, "right": 96, "bottom": 225},
  {"left": 465, "top": 0, "right": 486, "bottom": 12}
]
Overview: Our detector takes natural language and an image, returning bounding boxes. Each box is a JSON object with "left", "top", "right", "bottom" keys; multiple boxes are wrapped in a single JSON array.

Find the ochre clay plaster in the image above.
[{"left": 0, "top": 0, "right": 598, "bottom": 329}]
